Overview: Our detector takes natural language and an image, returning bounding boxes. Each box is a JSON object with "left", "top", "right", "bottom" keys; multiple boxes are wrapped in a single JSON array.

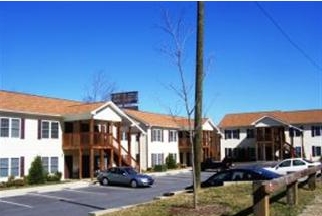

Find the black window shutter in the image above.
[
  {"left": 38, "top": 119, "right": 42, "bottom": 139},
  {"left": 20, "top": 156, "right": 25, "bottom": 177},
  {"left": 311, "top": 126, "right": 315, "bottom": 137},
  {"left": 20, "top": 118, "right": 25, "bottom": 139}
]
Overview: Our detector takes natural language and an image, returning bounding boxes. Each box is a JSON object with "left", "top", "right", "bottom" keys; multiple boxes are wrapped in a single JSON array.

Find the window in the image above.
[
  {"left": 312, "top": 146, "right": 322, "bottom": 157},
  {"left": 225, "top": 148, "right": 232, "bottom": 157},
  {"left": 246, "top": 129, "right": 255, "bottom": 139},
  {"left": 10, "top": 158, "right": 19, "bottom": 176},
  {"left": 151, "top": 129, "right": 163, "bottom": 142},
  {"left": 169, "top": 130, "right": 177, "bottom": 142},
  {"left": 41, "top": 157, "right": 49, "bottom": 173},
  {"left": 293, "top": 159, "right": 305, "bottom": 166},
  {"left": 151, "top": 153, "right": 164, "bottom": 166},
  {"left": 51, "top": 122, "right": 59, "bottom": 139},
  {"left": 289, "top": 127, "right": 301, "bottom": 137},
  {"left": 50, "top": 157, "right": 58, "bottom": 173},
  {"left": 295, "top": 146, "right": 302, "bottom": 157},
  {"left": 224, "top": 129, "right": 239, "bottom": 139},
  {"left": 121, "top": 131, "right": 128, "bottom": 141},
  {"left": 41, "top": 121, "right": 59, "bottom": 139},
  {"left": 0, "top": 158, "right": 9, "bottom": 177},
  {"left": 0, "top": 118, "right": 9, "bottom": 137},
  {"left": 0, "top": 118, "right": 20, "bottom": 138},
  {"left": 42, "top": 121, "right": 50, "bottom": 138},
  {"left": 312, "top": 126, "right": 322, "bottom": 137},
  {"left": 279, "top": 160, "right": 291, "bottom": 168}
]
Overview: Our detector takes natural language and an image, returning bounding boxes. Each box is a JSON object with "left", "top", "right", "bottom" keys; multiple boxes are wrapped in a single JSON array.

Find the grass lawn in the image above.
[{"left": 102, "top": 181, "right": 322, "bottom": 216}]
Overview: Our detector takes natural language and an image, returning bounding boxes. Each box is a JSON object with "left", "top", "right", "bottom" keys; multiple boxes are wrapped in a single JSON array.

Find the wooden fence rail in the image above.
[{"left": 253, "top": 164, "right": 321, "bottom": 216}]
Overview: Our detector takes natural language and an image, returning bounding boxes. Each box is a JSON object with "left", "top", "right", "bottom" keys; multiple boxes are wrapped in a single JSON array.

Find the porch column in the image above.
[
  {"left": 78, "top": 148, "right": 82, "bottom": 179},
  {"left": 117, "top": 122, "right": 122, "bottom": 166},
  {"left": 127, "top": 126, "right": 132, "bottom": 166},
  {"left": 100, "top": 149, "right": 104, "bottom": 170},
  {"left": 137, "top": 132, "right": 141, "bottom": 172},
  {"left": 280, "top": 129, "right": 284, "bottom": 160},
  {"left": 301, "top": 132, "right": 305, "bottom": 158},
  {"left": 272, "top": 127, "right": 275, "bottom": 160},
  {"left": 109, "top": 149, "right": 114, "bottom": 168},
  {"left": 290, "top": 129, "right": 294, "bottom": 158},
  {"left": 89, "top": 118, "right": 94, "bottom": 180}
]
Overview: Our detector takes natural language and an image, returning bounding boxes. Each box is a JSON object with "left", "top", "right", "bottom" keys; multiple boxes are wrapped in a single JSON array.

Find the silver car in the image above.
[{"left": 97, "top": 166, "right": 154, "bottom": 188}]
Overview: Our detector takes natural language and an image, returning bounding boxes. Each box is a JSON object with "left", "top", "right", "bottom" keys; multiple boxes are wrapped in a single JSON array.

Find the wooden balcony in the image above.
[{"left": 63, "top": 132, "right": 113, "bottom": 149}]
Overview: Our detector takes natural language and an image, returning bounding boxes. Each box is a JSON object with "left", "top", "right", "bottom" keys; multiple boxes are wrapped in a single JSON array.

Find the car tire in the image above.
[
  {"left": 101, "top": 177, "right": 109, "bottom": 186},
  {"left": 130, "top": 179, "right": 138, "bottom": 188}
]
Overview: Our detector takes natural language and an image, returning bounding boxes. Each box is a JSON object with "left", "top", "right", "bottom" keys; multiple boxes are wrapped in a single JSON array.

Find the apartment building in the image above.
[
  {"left": 219, "top": 110, "right": 322, "bottom": 162},
  {"left": 0, "top": 90, "right": 144, "bottom": 181},
  {"left": 124, "top": 109, "right": 221, "bottom": 168}
]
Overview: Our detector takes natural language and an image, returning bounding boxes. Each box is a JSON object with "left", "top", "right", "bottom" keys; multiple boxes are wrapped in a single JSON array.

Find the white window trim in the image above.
[
  {"left": 0, "top": 117, "right": 21, "bottom": 138},
  {"left": 41, "top": 120, "right": 59, "bottom": 139}
]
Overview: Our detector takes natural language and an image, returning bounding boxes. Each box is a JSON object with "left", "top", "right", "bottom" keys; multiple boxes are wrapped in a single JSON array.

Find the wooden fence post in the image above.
[
  {"left": 253, "top": 181, "right": 270, "bottom": 216},
  {"left": 286, "top": 181, "right": 298, "bottom": 205},
  {"left": 308, "top": 173, "right": 316, "bottom": 190}
]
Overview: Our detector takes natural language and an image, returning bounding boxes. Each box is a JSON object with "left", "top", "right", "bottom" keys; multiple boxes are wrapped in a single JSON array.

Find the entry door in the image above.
[{"left": 64, "top": 155, "right": 73, "bottom": 179}]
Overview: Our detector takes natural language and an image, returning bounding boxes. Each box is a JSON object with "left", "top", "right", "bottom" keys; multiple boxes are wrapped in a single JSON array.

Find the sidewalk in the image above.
[{"left": 0, "top": 168, "right": 191, "bottom": 198}]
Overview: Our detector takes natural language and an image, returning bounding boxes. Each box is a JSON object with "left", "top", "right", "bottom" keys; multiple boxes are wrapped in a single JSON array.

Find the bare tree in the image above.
[
  {"left": 83, "top": 70, "right": 117, "bottom": 102},
  {"left": 157, "top": 2, "right": 205, "bottom": 209}
]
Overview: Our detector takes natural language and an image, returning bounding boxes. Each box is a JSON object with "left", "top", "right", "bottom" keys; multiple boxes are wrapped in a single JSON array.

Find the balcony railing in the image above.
[{"left": 63, "top": 132, "right": 113, "bottom": 149}]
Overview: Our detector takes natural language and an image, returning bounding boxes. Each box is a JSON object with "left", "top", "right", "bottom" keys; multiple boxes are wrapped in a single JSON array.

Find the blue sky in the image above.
[{"left": 1, "top": 1, "right": 321, "bottom": 123}]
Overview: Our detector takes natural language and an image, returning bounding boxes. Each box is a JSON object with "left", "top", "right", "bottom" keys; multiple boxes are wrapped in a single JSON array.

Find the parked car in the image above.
[
  {"left": 263, "top": 158, "right": 321, "bottom": 176},
  {"left": 97, "top": 166, "right": 154, "bottom": 188},
  {"left": 201, "top": 157, "right": 233, "bottom": 171},
  {"left": 185, "top": 167, "right": 281, "bottom": 190}
]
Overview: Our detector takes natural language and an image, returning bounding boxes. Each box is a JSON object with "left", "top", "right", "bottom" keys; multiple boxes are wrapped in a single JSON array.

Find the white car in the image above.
[{"left": 264, "top": 158, "right": 321, "bottom": 176}]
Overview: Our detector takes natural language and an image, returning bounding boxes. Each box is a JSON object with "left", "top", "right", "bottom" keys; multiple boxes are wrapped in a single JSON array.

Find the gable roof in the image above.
[
  {"left": 219, "top": 109, "right": 322, "bottom": 128},
  {"left": 0, "top": 90, "right": 107, "bottom": 116},
  {"left": 124, "top": 109, "right": 216, "bottom": 131}
]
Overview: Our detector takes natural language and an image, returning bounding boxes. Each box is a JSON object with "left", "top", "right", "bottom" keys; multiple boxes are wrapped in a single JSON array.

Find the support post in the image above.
[
  {"left": 117, "top": 123, "right": 122, "bottom": 166},
  {"left": 308, "top": 173, "right": 316, "bottom": 190},
  {"left": 100, "top": 149, "right": 104, "bottom": 170},
  {"left": 89, "top": 119, "right": 94, "bottom": 180},
  {"left": 78, "top": 148, "right": 82, "bottom": 179},
  {"left": 127, "top": 126, "right": 132, "bottom": 166},
  {"left": 253, "top": 181, "right": 270, "bottom": 216},
  {"left": 286, "top": 181, "right": 298, "bottom": 205}
]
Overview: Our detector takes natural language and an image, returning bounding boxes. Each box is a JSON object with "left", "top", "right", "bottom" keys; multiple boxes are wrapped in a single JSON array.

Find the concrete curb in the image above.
[
  {"left": 88, "top": 189, "right": 189, "bottom": 216},
  {"left": 0, "top": 180, "right": 91, "bottom": 198}
]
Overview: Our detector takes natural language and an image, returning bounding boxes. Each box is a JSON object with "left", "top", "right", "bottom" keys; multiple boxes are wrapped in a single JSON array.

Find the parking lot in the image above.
[{"left": 0, "top": 171, "right": 213, "bottom": 216}]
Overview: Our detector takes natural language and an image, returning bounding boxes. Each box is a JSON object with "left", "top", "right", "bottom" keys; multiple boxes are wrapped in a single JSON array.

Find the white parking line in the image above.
[
  {"left": 0, "top": 199, "right": 33, "bottom": 208},
  {"left": 27, "top": 192, "right": 72, "bottom": 201},
  {"left": 63, "top": 188, "right": 107, "bottom": 195}
]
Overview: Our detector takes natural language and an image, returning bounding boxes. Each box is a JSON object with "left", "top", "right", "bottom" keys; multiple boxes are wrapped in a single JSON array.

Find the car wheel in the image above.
[
  {"left": 130, "top": 179, "right": 138, "bottom": 188},
  {"left": 101, "top": 177, "right": 109, "bottom": 186}
]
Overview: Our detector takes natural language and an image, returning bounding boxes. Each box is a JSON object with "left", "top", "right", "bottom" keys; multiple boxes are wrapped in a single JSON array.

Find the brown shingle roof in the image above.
[
  {"left": 124, "top": 109, "right": 183, "bottom": 128},
  {"left": 219, "top": 109, "right": 322, "bottom": 128},
  {"left": 0, "top": 90, "right": 104, "bottom": 116},
  {"left": 124, "top": 109, "right": 210, "bottom": 129}
]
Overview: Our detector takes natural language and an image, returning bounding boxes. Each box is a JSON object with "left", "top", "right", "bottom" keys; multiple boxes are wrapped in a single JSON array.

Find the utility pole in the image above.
[{"left": 193, "top": 0, "right": 204, "bottom": 201}]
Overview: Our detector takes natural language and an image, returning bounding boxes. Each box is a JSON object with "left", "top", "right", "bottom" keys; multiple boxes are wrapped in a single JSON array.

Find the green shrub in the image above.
[
  {"left": 46, "top": 171, "right": 62, "bottom": 181},
  {"left": 166, "top": 154, "right": 177, "bottom": 169},
  {"left": 27, "top": 156, "right": 46, "bottom": 185},
  {"left": 13, "top": 178, "right": 26, "bottom": 187},
  {"left": 154, "top": 164, "right": 167, "bottom": 172}
]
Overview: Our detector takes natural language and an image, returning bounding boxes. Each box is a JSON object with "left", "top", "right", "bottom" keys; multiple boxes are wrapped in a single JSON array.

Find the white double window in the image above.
[
  {"left": 41, "top": 121, "right": 59, "bottom": 139},
  {"left": 151, "top": 128, "right": 163, "bottom": 142},
  {"left": 0, "top": 117, "right": 20, "bottom": 138}
]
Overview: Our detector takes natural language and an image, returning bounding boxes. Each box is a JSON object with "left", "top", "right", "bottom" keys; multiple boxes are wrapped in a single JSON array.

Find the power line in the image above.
[{"left": 255, "top": 1, "right": 322, "bottom": 72}]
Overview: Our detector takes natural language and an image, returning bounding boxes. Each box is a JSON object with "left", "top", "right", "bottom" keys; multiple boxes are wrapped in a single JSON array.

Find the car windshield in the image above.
[{"left": 124, "top": 167, "right": 137, "bottom": 175}]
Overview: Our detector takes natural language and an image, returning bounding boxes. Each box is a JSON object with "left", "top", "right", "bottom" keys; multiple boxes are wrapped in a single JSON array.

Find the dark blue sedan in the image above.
[
  {"left": 97, "top": 166, "right": 154, "bottom": 188},
  {"left": 185, "top": 167, "right": 281, "bottom": 189}
]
